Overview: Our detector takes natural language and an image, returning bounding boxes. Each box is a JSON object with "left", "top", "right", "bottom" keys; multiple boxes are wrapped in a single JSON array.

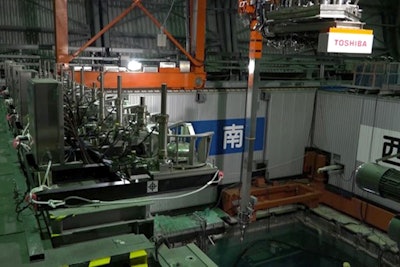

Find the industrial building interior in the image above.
[{"left": 1, "top": 0, "right": 400, "bottom": 266}]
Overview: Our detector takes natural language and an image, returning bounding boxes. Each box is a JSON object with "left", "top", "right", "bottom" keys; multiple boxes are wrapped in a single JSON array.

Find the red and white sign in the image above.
[{"left": 318, "top": 28, "right": 374, "bottom": 54}]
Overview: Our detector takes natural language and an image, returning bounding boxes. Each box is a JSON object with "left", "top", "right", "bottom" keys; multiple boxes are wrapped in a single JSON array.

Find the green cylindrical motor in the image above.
[
  {"left": 167, "top": 142, "right": 190, "bottom": 162},
  {"left": 356, "top": 163, "right": 400, "bottom": 202},
  {"left": 388, "top": 215, "right": 400, "bottom": 245}
]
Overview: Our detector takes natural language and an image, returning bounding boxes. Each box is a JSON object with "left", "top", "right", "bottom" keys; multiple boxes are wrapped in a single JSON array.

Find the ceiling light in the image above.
[{"left": 127, "top": 60, "right": 142, "bottom": 71}]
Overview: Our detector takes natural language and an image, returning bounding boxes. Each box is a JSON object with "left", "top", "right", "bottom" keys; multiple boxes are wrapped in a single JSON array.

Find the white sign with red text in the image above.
[{"left": 318, "top": 28, "right": 374, "bottom": 54}]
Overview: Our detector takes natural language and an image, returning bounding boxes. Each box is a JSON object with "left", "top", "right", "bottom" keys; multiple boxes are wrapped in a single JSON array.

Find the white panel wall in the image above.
[
  {"left": 264, "top": 89, "right": 316, "bottom": 179},
  {"left": 313, "top": 91, "right": 400, "bottom": 212}
]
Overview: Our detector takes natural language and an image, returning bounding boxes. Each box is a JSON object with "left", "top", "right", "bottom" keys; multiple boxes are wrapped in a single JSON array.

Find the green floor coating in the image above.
[
  {"left": 154, "top": 209, "right": 225, "bottom": 236},
  {"left": 0, "top": 103, "right": 34, "bottom": 266}
]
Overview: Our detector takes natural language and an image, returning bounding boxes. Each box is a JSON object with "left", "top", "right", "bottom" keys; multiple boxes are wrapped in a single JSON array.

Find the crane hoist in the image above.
[{"left": 236, "top": 0, "right": 373, "bottom": 241}]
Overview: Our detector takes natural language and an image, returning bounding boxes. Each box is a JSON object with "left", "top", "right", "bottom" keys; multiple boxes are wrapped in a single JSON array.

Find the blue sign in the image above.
[{"left": 190, "top": 118, "right": 265, "bottom": 155}]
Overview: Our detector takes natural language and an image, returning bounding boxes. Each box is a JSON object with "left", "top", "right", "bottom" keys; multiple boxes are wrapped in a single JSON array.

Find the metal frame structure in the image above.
[{"left": 54, "top": 0, "right": 207, "bottom": 89}]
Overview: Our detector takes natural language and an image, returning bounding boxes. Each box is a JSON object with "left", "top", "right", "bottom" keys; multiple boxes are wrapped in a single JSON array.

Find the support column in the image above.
[
  {"left": 157, "top": 84, "right": 169, "bottom": 163},
  {"left": 191, "top": 0, "right": 206, "bottom": 73},
  {"left": 116, "top": 76, "right": 123, "bottom": 125},
  {"left": 54, "top": 0, "right": 69, "bottom": 64}
]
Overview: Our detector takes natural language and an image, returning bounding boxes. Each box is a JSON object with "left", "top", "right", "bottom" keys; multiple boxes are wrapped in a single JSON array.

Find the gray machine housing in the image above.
[
  {"left": 28, "top": 78, "right": 64, "bottom": 166},
  {"left": 16, "top": 69, "right": 38, "bottom": 125}
]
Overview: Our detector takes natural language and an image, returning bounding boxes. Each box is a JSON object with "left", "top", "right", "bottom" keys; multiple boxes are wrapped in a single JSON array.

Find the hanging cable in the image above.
[
  {"left": 161, "top": 0, "right": 176, "bottom": 29},
  {"left": 97, "top": 169, "right": 221, "bottom": 205},
  {"left": 42, "top": 160, "right": 52, "bottom": 185},
  {"left": 25, "top": 170, "right": 221, "bottom": 209}
]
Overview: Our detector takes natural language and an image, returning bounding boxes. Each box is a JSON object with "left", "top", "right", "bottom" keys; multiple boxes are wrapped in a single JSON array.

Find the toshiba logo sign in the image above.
[
  {"left": 334, "top": 39, "right": 368, "bottom": 47},
  {"left": 318, "top": 28, "right": 374, "bottom": 54}
]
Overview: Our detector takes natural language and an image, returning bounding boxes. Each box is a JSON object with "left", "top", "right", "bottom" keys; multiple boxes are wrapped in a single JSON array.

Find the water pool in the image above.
[{"left": 207, "top": 221, "right": 380, "bottom": 267}]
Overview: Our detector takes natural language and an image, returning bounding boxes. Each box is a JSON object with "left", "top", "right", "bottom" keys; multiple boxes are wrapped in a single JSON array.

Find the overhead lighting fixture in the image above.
[
  {"left": 127, "top": 60, "right": 142, "bottom": 71},
  {"left": 248, "top": 59, "right": 255, "bottom": 73}
]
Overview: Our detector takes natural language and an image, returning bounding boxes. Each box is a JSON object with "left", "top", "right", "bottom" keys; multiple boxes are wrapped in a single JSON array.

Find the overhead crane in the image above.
[{"left": 235, "top": 0, "right": 376, "bottom": 241}]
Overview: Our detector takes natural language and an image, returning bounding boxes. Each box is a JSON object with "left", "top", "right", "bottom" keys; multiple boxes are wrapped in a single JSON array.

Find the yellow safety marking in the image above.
[
  {"left": 129, "top": 250, "right": 147, "bottom": 259},
  {"left": 88, "top": 257, "right": 111, "bottom": 267},
  {"left": 56, "top": 215, "right": 68, "bottom": 221},
  {"left": 130, "top": 250, "right": 148, "bottom": 267},
  {"left": 328, "top": 27, "right": 373, "bottom": 35},
  {"left": 51, "top": 234, "right": 61, "bottom": 237}
]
